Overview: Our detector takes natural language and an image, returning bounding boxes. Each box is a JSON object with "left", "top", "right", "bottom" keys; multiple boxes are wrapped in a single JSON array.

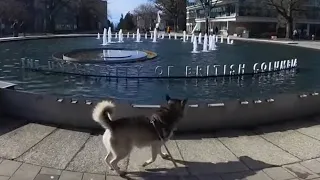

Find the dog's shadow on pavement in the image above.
[{"left": 125, "top": 156, "right": 276, "bottom": 180}]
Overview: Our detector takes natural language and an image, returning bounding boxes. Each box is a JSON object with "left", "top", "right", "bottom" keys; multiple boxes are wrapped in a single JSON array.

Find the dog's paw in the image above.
[
  {"left": 142, "top": 162, "right": 149, "bottom": 167},
  {"left": 119, "top": 171, "right": 127, "bottom": 177},
  {"left": 161, "top": 153, "right": 170, "bottom": 160}
]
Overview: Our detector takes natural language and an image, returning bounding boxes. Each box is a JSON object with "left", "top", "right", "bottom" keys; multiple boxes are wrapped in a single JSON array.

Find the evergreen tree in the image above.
[
  {"left": 123, "top": 12, "right": 135, "bottom": 31},
  {"left": 117, "top": 14, "right": 124, "bottom": 30}
]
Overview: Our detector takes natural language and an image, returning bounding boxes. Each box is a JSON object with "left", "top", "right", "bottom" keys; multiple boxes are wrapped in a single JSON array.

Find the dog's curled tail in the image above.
[{"left": 92, "top": 100, "right": 115, "bottom": 129}]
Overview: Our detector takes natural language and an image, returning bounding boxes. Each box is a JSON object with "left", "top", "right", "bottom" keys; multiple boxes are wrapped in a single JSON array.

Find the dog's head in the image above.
[
  {"left": 162, "top": 94, "right": 188, "bottom": 132},
  {"left": 165, "top": 94, "right": 188, "bottom": 116}
]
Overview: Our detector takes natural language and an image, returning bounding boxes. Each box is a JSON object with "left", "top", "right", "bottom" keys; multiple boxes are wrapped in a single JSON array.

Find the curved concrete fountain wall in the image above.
[
  {"left": 1, "top": 87, "right": 320, "bottom": 132},
  {"left": 0, "top": 35, "right": 318, "bottom": 131}
]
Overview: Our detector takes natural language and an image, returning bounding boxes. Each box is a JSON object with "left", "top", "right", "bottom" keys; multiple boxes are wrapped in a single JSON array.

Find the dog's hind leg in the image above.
[
  {"left": 102, "top": 130, "right": 114, "bottom": 170},
  {"left": 104, "top": 152, "right": 114, "bottom": 170},
  {"left": 109, "top": 139, "right": 131, "bottom": 176},
  {"left": 142, "top": 143, "right": 161, "bottom": 167}
]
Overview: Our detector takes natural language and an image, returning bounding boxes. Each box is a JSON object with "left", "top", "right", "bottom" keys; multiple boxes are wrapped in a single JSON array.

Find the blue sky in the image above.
[{"left": 108, "top": 0, "right": 148, "bottom": 23}]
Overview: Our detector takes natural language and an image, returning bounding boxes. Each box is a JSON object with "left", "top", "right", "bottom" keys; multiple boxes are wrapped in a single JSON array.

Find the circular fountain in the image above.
[{"left": 0, "top": 32, "right": 320, "bottom": 131}]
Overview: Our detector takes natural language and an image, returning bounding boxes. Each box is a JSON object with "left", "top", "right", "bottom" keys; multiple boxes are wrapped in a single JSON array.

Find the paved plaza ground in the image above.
[
  {"left": 1, "top": 34, "right": 320, "bottom": 180},
  {"left": 2, "top": 116, "right": 320, "bottom": 180}
]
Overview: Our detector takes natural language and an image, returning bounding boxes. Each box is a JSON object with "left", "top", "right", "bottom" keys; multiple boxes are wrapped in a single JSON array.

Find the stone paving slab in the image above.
[
  {"left": 17, "top": 129, "right": 90, "bottom": 169},
  {"left": 300, "top": 159, "right": 320, "bottom": 174},
  {"left": 0, "top": 176, "right": 9, "bottom": 180},
  {"left": 82, "top": 173, "right": 105, "bottom": 180},
  {"left": 217, "top": 130, "right": 300, "bottom": 169},
  {"left": 0, "top": 124, "right": 56, "bottom": 159},
  {"left": 66, "top": 135, "right": 128, "bottom": 175},
  {"left": 0, "top": 160, "right": 21, "bottom": 176},
  {"left": 184, "top": 175, "right": 222, "bottom": 180},
  {"left": 127, "top": 140, "right": 187, "bottom": 177},
  {"left": 257, "top": 125, "right": 320, "bottom": 160},
  {"left": 296, "top": 123, "right": 320, "bottom": 141},
  {"left": 283, "top": 163, "right": 320, "bottom": 179},
  {"left": 106, "top": 175, "right": 130, "bottom": 180},
  {"left": 34, "top": 174, "right": 59, "bottom": 180},
  {"left": 220, "top": 170, "right": 272, "bottom": 180},
  {"left": 39, "top": 167, "right": 62, "bottom": 175},
  {"left": 59, "top": 171, "right": 83, "bottom": 180},
  {"left": 10, "top": 163, "right": 41, "bottom": 180},
  {"left": 262, "top": 167, "right": 296, "bottom": 180},
  {"left": 175, "top": 136, "right": 248, "bottom": 175}
]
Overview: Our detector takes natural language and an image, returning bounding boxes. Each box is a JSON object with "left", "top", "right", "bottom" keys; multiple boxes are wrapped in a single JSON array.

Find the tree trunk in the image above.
[
  {"left": 176, "top": 17, "right": 179, "bottom": 31},
  {"left": 205, "top": 6, "right": 210, "bottom": 34},
  {"left": 285, "top": 18, "right": 293, "bottom": 39},
  {"left": 205, "top": 17, "right": 209, "bottom": 34}
]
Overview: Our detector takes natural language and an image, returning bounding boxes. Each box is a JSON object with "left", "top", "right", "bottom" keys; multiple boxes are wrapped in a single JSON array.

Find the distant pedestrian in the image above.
[
  {"left": 215, "top": 26, "right": 219, "bottom": 35},
  {"left": 293, "top": 29, "right": 297, "bottom": 40},
  {"left": 0, "top": 22, "right": 5, "bottom": 37},
  {"left": 11, "top": 20, "right": 18, "bottom": 37},
  {"left": 20, "top": 21, "right": 26, "bottom": 37}
]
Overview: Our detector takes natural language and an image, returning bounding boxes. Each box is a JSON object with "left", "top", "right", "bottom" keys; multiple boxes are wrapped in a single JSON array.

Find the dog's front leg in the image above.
[
  {"left": 142, "top": 144, "right": 160, "bottom": 167},
  {"left": 160, "top": 150, "right": 170, "bottom": 160}
]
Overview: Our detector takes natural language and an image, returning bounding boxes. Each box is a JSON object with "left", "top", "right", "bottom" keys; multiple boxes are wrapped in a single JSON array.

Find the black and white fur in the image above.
[{"left": 92, "top": 95, "right": 188, "bottom": 176}]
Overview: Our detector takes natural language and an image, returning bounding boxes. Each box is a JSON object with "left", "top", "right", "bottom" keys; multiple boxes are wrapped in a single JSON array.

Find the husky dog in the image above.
[{"left": 92, "top": 95, "right": 188, "bottom": 176}]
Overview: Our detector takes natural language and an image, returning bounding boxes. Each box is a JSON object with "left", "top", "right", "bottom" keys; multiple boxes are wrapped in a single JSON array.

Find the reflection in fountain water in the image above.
[{"left": 16, "top": 69, "right": 297, "bottom": 103}]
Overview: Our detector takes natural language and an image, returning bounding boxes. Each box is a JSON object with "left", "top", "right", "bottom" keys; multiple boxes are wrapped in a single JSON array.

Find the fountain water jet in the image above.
[
  {"left": 174, "top": 33, "right": 177, "bottom": 40},
  {"left": 107, "top": 27, "right": 112, "bottom": 43},
  {"left": 191, "top": 36, "right": 199, "bottom": 53},
  {"left": 136, "top": 29, "right": 141, "bottom": 42},
  {"left": 202, "top": 34, "right": 208, "bottom": 52},
  {"left": 212, "top": 35, "right": 217, "bottom": 50},
  {"left": 220, "top": 36, "right": 223, "bottom": 43},
  {"left": 118, "top": 29, "right": 123, "bottom": 43},
  {"left": 191, "top": 34, "right": 194, "bottom": 43},
  {"left": 127, "top": 32, "right": 130, "bottom": 38},
  {"left": 152, "top": 28, "right": 157, "bottom": 43},
  {"left": 97, "top": 33, "right": 100, "bottom": 40},
  {"left": 183, "top": 31, "right": 186, "bottom": 42},
  {"left": 102, "top": 28, "right": 108, "bottom": 45},
  {"left": 208, "top": 35, "right": 212, "bottom": 50},
  {"left": 198, "top": 33, "right": 202, "bottom": 44}
]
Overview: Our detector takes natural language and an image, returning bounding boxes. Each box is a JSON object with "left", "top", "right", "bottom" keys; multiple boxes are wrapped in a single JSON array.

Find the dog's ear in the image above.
[
  {"left": 166, "top": 94, "right": 171, "bottom": 101},
  {"left": 182, "top": 98, "right": 188, "bottom": 106}
]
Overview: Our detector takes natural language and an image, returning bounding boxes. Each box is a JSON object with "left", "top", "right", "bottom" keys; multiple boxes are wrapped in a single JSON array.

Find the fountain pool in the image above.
[{"left": 0, "top": 36, "right": 320, "bottom": 104}]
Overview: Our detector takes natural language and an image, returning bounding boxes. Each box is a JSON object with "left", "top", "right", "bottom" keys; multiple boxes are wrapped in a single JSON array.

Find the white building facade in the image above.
[{"left": 186, "top": 0, "right": 320, "bottom": 38}]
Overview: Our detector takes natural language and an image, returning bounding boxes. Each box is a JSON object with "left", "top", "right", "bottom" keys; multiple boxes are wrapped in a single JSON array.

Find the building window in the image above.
[{"left": 210, "top": 4, "right": 236, "bottom": 18}]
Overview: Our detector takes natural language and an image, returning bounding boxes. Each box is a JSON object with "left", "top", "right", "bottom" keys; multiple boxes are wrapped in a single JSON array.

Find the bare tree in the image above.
[
  {"left": 72, "top": 0, "right": 107, "bottom": 30},
  {"left": 133, "top": 3, "right": 158, "bottom": 30},
  {"left": 265, "top": 0, "right": 304, "bottom": 39},
  {"left": 0, "top": 0, "right": 29, "bottom": 22},
  {"left": 196, "top": 0, "right": 218, "bottom": 34}
]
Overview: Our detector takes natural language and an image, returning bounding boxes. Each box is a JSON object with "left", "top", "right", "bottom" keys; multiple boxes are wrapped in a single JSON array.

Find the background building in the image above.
[{"left": 186, "top": 0, "right": 320, "bottom": 38}]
